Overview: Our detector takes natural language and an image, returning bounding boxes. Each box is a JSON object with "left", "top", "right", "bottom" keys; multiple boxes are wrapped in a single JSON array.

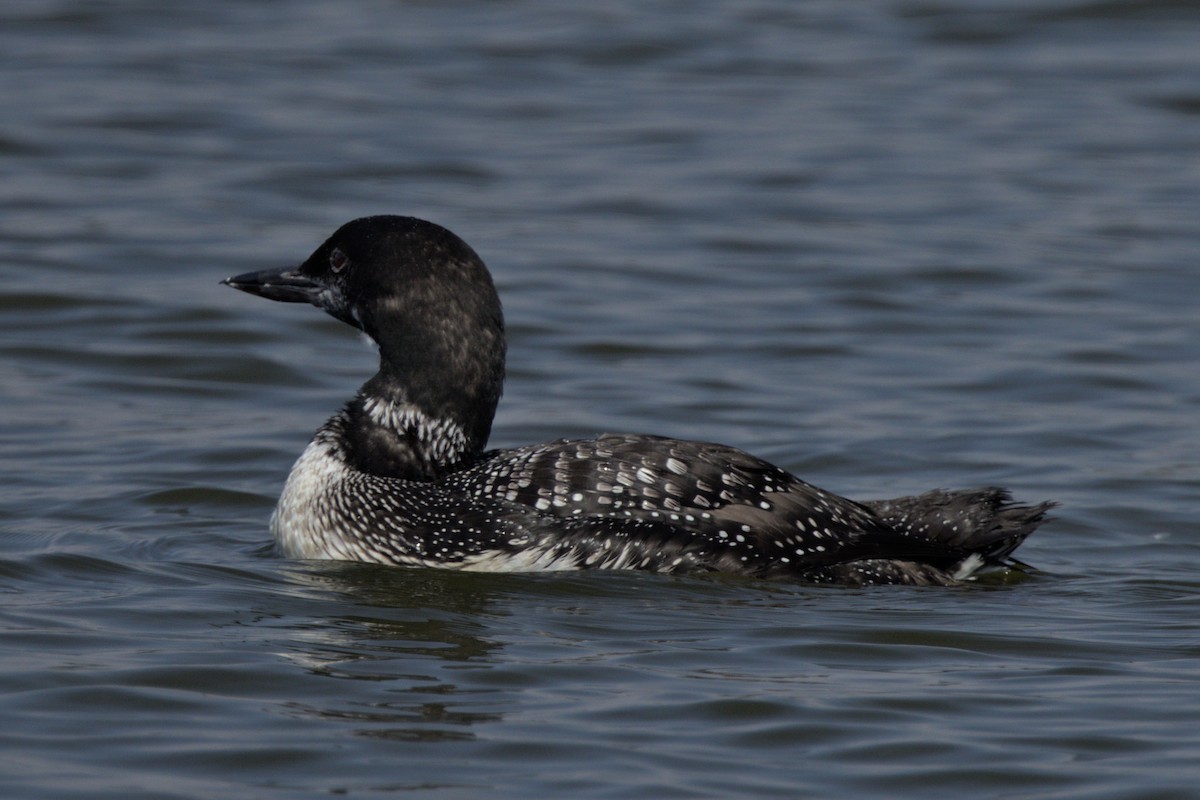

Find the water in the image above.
[{"left": 2, "top": 0, "right": 1199, "bottom": 797}]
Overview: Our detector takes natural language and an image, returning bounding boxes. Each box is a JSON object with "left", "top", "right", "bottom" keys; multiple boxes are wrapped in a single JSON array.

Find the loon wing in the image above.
[{"left": 450, "top": 434, "right": 905, "bottom": 573}]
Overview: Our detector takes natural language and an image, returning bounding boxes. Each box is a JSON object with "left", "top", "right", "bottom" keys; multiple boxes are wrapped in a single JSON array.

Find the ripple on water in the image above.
[{"left": 3, "top": 0, "right": 1200, "bottom": 798}]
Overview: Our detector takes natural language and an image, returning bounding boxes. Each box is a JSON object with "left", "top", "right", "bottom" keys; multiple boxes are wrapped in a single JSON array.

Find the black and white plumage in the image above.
[{"left": 223, "top": 215, "right": 1052, "bottom": 586}]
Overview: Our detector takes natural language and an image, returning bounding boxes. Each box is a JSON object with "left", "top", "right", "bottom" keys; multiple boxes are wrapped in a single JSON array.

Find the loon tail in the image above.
[{"left": 865, "top": 487, "right": 1055, "bottom": 577}]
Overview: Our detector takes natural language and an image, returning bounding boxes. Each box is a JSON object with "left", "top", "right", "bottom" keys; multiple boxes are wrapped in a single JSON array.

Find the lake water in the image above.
[{"left": 2, "top": 1, "right": 1199, "bottom": 797}]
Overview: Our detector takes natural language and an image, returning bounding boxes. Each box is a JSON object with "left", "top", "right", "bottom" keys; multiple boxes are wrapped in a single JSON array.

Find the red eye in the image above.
[{"left": 330, "top": 248, "right": 349, "bottom": 273}]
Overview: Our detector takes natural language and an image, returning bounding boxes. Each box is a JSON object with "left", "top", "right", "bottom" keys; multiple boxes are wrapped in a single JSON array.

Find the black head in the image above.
[{"left": 224, "top": 216, "right": 506, "bottom": 462}]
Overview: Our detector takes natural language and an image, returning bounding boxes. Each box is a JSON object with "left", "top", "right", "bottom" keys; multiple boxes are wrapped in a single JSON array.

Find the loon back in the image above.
[{"left": 224, "top": 215, "right": 1053, "bottom": 586}]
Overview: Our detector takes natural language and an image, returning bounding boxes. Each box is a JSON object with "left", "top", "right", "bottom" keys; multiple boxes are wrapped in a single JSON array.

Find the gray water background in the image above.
[{"left": 2, "top": 1, "right": 1199, "bottom": 797}]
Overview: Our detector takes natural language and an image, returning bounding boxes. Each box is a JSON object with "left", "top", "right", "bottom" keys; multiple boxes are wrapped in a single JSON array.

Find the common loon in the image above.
[{"left": 223, "top": 215, "right": 1052, "bottom": 586}]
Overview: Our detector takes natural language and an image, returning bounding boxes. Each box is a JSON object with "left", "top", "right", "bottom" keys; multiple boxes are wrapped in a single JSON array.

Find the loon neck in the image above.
[
  {"left": 338, "top": 368, "right": 494, "bottom": 480},
  {"left": 327, "top": 235, "right": 506, "bottom": 480}
]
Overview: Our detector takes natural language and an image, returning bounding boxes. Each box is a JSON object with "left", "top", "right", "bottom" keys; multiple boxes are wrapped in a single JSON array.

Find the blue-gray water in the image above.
[{"left": 2, "top": 1, "right": 1199, "bottom": 798}]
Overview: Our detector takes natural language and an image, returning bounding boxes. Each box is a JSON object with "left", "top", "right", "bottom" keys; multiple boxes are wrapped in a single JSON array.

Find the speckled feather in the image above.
[
  {"left": 450, "top": 434, "right": 886, "bottom": 570},
  {"left": 225, "top": 215, "right": 1054, "bottom": 586}
]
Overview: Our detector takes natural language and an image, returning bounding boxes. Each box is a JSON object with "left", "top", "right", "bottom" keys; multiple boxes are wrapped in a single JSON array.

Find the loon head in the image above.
[{"left": 224, "top": 215, "right": 506, "bottom": 471}]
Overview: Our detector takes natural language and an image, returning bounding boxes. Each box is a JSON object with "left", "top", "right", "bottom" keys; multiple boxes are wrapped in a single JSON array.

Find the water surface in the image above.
[{"left": 2, "top": 1, "right": 1199, "bottom": 798}]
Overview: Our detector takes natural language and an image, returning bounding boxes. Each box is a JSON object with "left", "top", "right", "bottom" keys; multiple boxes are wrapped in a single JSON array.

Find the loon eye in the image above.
[{"left": 329, "top": 248, "right": 350, "bottom": 274}]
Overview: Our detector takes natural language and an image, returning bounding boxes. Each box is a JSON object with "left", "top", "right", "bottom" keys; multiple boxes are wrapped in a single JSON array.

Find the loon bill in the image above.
[{"left": 223, "top": 215, "right": 1053, "bottom": 586}]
